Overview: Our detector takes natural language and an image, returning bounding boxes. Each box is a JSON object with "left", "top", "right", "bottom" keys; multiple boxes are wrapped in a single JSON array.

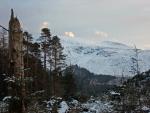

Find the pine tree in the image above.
[
  {"left": 31, "top": 43, "right": 41, "bottom": 59},
  {"left": 130, "top": 45, "right": 141, "bottom": 75},
  {"left": 50, "top": 36, "right": 66, "bottom": 96},
  {"left": 51, "top": 36, "right": 66, "bottom": 72},
  {"left": 23, "top": 31, "right": 33, "bottom": 78},
  {"left": 39, "top": 28, "right": 51, "bottom": 70}
]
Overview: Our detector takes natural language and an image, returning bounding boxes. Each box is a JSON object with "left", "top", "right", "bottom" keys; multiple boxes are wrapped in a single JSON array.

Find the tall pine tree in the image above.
[
  {"left": 39, "top": 28, "right": 51, "bottom": 70},
  {"left": 50, "top": 36, "right": 66, "bottom": 96}
]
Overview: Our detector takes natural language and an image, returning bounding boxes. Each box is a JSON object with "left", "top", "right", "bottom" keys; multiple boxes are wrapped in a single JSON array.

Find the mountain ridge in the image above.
[{"left": 60, "top": 36, "right": 150, "bottom": 76}]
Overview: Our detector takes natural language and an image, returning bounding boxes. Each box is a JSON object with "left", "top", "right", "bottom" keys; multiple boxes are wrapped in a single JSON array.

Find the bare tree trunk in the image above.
[
  {"left": 44, "top": 50, "right": 46, "bottom": 70},
  {"left": 21, "top": 43, "right": 26, "bottom": 113},
  {"left": 21, "top": 82, "right": 26, "bottom": 113},
  {"left": 26, "top": 35, "right": 29, "bottom": 76}
]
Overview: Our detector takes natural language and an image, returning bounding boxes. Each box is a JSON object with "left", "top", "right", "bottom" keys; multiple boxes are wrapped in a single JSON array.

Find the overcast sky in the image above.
[{"left": 1, "top": 0, "right": 150, "bottom": 49}]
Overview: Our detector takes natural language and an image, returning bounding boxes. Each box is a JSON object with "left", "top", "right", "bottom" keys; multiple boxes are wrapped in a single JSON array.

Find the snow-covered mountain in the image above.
[{"left": 60, "top": 36, "right": 150, "bottom": 76}]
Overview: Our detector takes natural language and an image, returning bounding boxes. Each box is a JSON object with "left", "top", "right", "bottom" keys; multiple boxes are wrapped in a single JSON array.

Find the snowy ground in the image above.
[{"left": 45, "top": 97, "right": 112, "bottom": 113}]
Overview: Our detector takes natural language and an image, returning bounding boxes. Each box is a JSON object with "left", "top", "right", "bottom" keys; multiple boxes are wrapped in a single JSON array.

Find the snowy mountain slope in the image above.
[{"left": 59, "top": 36, "right": 150, "bottom": 76}]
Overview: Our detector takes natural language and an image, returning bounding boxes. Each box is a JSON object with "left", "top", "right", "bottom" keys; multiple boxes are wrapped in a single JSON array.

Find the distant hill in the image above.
[
  {"left": 60, "top": 36, "right": 150, "bottom": 76},
  {"left": 66, "top": 65, "right": 119, "bottom": 96}
]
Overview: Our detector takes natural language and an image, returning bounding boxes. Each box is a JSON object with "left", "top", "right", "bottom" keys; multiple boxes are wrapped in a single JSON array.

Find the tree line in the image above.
[{"left": 0, "top": 27, "right": 76, "bottom": 113}]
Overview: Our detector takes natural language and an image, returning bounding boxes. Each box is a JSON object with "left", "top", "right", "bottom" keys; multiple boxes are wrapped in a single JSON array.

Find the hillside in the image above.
[
  {"left": 60, "top": 36, "right": 150, "bottom": 76},
  {"left": 65, "top": 65, "right": 118, "bottom": 96}
]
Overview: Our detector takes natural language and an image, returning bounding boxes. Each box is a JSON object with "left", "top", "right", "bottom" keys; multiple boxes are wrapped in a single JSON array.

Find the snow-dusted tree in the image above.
[
  {"left": 130, "top": 45, "right": 141, "bottom": 75},
  {"left": 117, "top": 46, "right": 142, "bottom": 113},
  {"left": 0, "top": 28, "right": 8, "bottom": 49},
  {"left": 0, "top": 29, "right": 8, "bottom": 74}
]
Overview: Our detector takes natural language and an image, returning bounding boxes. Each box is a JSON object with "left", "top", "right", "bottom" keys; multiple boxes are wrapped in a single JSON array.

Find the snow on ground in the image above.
[
  {"left": 2, "top": 96, "right": 12, "bottom": 101},
  {"left": 110, "top": 91, "right": 120, "bottom": 95},
  {"left": 142, "top": 106, "right": 150, "bottom": 111},
  {"left": 81, "top": 98, "right": 112, "bottom": 113},
  {"left": 0, "top": 101, "right": 9, "bottom": 113},
  {"left": 45, "top": 96, "right": 112, "bottom": 113},
  {"left": 58, "top": 101, "right": 69, "bottom": 113}
]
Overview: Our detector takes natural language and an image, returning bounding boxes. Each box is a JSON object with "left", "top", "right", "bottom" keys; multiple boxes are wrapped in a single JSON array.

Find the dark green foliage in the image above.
[
  {"left": 8, "top": 98, "right": 22, "bottom": 113},
  {"left": 70, "top": 65, "right": 116, "bottom": 96},
  {"left": 63, "top": 66, "right": 76, "bottom": 99},
  {"left": 30, "top": 43, "right": 41, "bottom": 58},
  {"left": 0, "top": 29, "right": 50, "bottom": 98},
  {"left": 76, "top": 95, "right": 89, "bottom": 103},
  {"left": 0, "top": 74, "right": 7, "bottom": 100},
  {"left": 0, "top": 49, "right": 9, "bottom": 75},
  {"left": 0, "top": 49, "right": 9, "bottom": 100},
  {"left": 23, "top": 31, "right": 50, "bottom": 95},
  {"left": 23, "top": 31, "right": 33, "bottom": 44},
  {"left": 51, "top": 36, "right": 66, "bottom": 72},
  {"left": 111, "top": 70, "right": 150, "bottom": 112},
  {"left": 50, "top": 70, "right": 63, "bottom": 97},
  {"left": 24, "top": 54, "right": 49, "bottom": 93},
  {"left": 39, "top": 28, "right": 51, "bottom": 70},
  {"left": 49, "top": 36, "right": 66, "bottom": 96}
]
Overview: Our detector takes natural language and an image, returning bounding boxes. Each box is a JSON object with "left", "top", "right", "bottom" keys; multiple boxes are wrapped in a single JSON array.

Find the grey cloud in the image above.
[{"left": 0, "top": 0, "right": 150, "bottom": 49}]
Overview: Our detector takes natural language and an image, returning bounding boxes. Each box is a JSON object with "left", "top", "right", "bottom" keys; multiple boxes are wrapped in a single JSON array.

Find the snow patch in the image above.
[{"left": 58, "top": 101, "right": 69, "bottom": 113}]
